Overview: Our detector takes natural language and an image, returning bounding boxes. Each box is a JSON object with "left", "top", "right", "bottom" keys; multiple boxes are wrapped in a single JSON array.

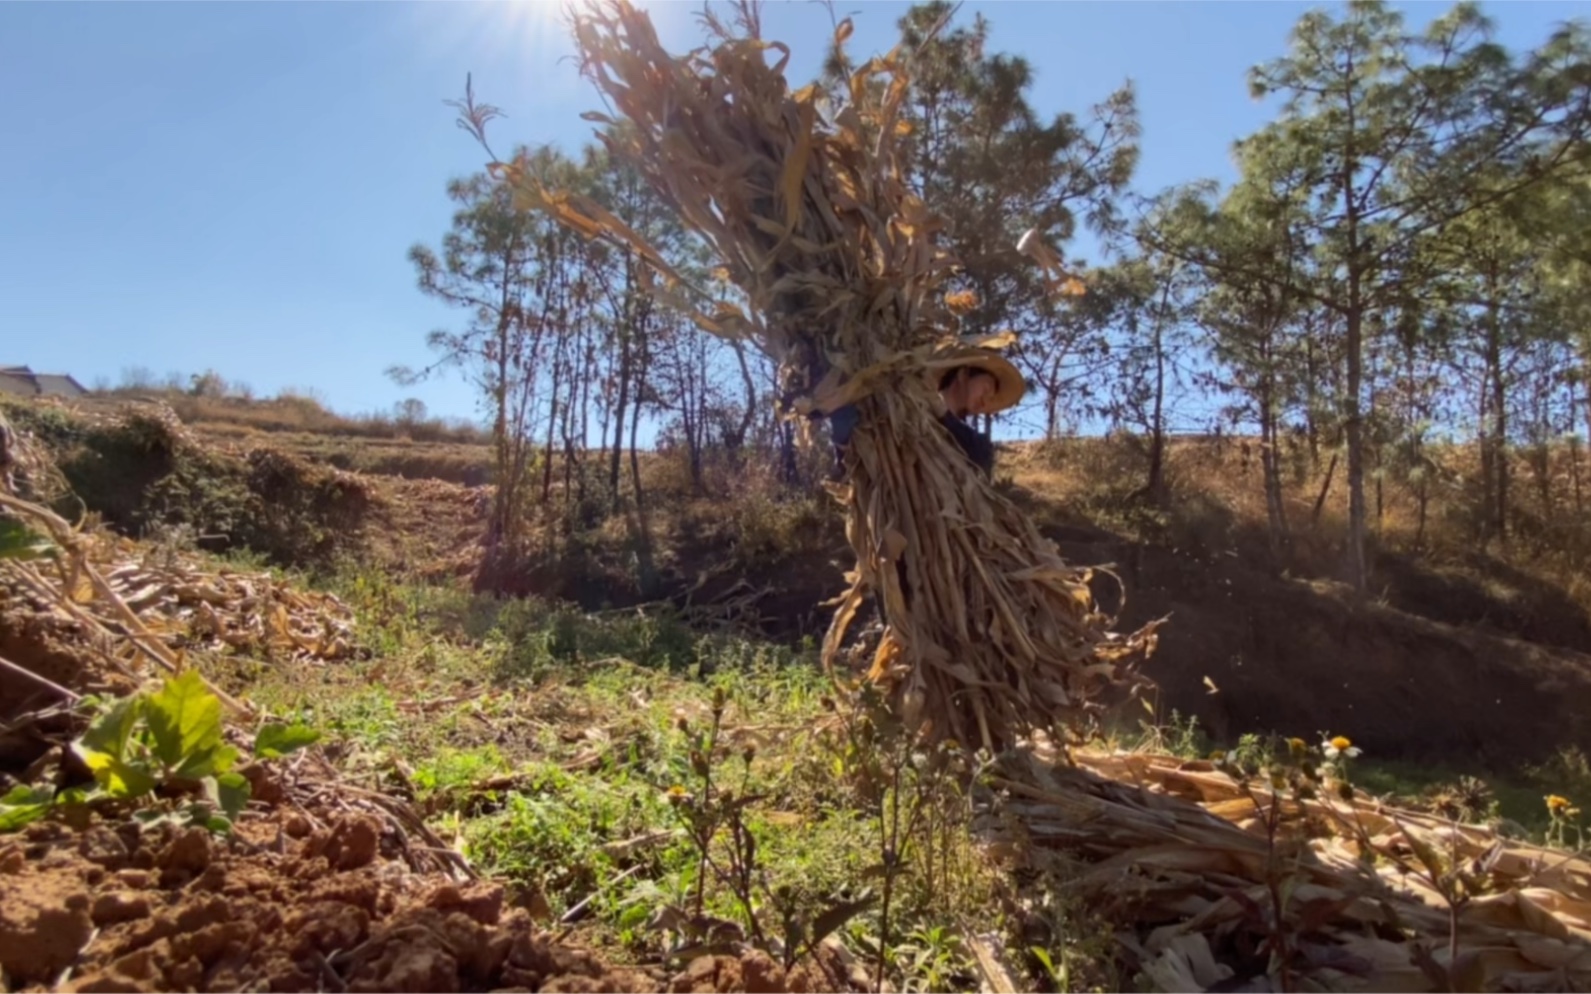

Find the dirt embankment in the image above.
[{"left": 1042, "top": 518, "right": 1591, "bottom": 769}]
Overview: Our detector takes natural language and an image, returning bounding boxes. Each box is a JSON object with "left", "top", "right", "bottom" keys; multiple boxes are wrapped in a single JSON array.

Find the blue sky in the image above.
[{"left": 1, "top": 0, "right": 1582, "bottom": 429}]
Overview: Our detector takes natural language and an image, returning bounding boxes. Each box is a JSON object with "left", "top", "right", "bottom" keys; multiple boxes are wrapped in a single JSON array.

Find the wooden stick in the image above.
[{"left": 0, "top": 651, "right": 81, "bottom": 702}]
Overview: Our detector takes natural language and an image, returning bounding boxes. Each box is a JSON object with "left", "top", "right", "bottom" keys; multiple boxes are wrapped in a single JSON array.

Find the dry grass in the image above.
[
  {"left": 97, "top": 388, "right": 486, "bottom": 446},
  {"left": 1007, "top": 432, "right": 1591, "bottom": 619},
  {"left": 190, "top": 422, "right": 493, "bottom": 487}
]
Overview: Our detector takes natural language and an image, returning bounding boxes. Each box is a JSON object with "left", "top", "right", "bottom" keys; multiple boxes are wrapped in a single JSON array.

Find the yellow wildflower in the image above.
[
  {"left": 1285, "top": 738, "right": 1308, "bottom": 758},
  {"left": 1547, "top": 794, "right": 1573, "bottom": 815},
  {"left": 1323, "top": 736, "right": 1361, "bottom": 760},
  {"left": 665, "top": 785, "right": 692, "bottom": 805}
]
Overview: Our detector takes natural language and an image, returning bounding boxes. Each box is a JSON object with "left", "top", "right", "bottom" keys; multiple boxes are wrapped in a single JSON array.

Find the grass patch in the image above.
[{"left": 221, "top": 568, "right": 1012, "bottom": 983}]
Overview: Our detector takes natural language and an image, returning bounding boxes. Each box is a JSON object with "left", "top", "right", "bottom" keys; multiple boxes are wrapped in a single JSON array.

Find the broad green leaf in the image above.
[
  {"left": 56, "top": 786, "right": 95, "bottom": 806},
  {"left": 0, "top": 518, "right": 54, "bottom": 561},
  {"left": 213, "top": 772, "right": 251, "bottom": 821},
  {"left": 74, "top": 696, "right": 157, "bottom": 798},
  {"left": 178, "top": 743, "right": 239, "bottom": 780},
  {"left": 209, "top": 744, "right": 239, "bottom": 776},
  {"left": 145, "top": 671, "right": 224, "bottom": 777},
  {"left": 0, "top": 785, "right": 54, "bottom": 832},
  {"left": 76, "top": 695, "right": 142, "bottom": 764},
  {"left": 177, "top": 803, "right": 232, "bottom": 835},
  {"left": 81, "top": 751, "right": 158, "bottom": 799},
  {"left": 254, "top": 722, "right": 321, "bottom": 759}
]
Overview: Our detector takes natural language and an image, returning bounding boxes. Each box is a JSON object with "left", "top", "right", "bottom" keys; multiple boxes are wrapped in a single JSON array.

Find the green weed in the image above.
[{"left": 2, "top": 671, "right": 319, "bottom": 835}]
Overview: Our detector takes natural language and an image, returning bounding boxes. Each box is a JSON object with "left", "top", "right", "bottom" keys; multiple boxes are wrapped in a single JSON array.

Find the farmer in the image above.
[
  {"left": 825, "top": 337, "right": 1027, "bottom": 478},
  {"left": 823, "top": 339, "right": 1027, "bottom": 675}
]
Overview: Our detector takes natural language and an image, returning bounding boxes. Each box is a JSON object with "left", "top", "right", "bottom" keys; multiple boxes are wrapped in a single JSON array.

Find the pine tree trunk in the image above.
[
  {"left": 1259, "top": 368, "right": 1291, "bottom": 564},
  {"left": 541, "top": 360, "right": 560, "bottom": 508},
  {"left": 1571, "top": 372, "right": 1586, "bottom": 517},
  {"left": 1304, "top": 334, "right": 1322, "bottom": 473},
  {"left": 1146, "top": 316, "right": 1167, "bottom": 503},
  {"left": 1344, "top": 301, "right": 1368, "bottom": 593},
  {"left": 730, "top": 339, "right": 757, "bottom": 464},
  {"left": 1312, "top": 452, "right": 1338, "bottom": 526},
  {"left": 1045, "top": 360, "right": 1062, "bottom": 442},
  {"left": 1490, "top": 310, "right": 1509, "bottom": 545},
  {"left": 609, "top": 332, "right": 632, "bottom": 511},
  {"left": 628, "top": 355, "right": 657, "bottom": 598}
]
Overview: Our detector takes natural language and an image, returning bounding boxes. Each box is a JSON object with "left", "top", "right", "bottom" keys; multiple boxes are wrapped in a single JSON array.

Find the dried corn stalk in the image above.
[
  {"left": 496, "top": 1, "right": 1159, "bottom": 749},
  {"left": 981, "top": 748, "right": 1591, "bottom": 991}
]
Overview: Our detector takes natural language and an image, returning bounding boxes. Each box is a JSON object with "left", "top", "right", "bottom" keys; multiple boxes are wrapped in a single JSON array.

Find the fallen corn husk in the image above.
[
  {"left": 980, "top": 748, "right": 1591, "bottom": 992},
  {"left": 496, "top": 0, "right": 1160, "bottom": 751}
]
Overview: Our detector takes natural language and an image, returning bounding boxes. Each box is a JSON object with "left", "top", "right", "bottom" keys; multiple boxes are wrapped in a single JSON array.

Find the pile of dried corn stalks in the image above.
[
  {"left": 2, "top": 417, "right": 357, "bottom": 723},
  {"left": 102, "top": 553, "right": 358, "bottom": 661},
  {"left": 979, "top": 748, "right": 1591, "bottom": 992},
  {"left": 3, "top": 524, "right": 358, "bottom": 667},
  {"left": 498, "top": 0, "right": 1158, "bottom": 751}
]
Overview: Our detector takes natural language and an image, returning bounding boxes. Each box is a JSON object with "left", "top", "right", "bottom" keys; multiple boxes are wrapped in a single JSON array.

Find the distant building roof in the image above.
[{"left": 0, "top": 365, "right": 89, "bottom": 399}]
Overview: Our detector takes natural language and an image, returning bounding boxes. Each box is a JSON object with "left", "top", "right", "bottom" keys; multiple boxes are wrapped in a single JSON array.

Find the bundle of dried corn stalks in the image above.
[
  {"left": 497, "top": 1, "right": 1159, "bottom": 750},
  {"left": 981, "top": 748, "right": 1591, "bottom": 992}
]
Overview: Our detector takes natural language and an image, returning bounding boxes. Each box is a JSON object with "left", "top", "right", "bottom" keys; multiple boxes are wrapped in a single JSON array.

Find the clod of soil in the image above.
[
  {"left": 0, "top": 864, "right": 93, "bottom": 986},
  {"left": 665, "top": 946, "right": 864, "bottom": 994},
  {"left": 0, "top": 807, "right": 664, "bottom": 994},
  {"left": 0, "top": 803, "right": 860, "bottom": 994}
]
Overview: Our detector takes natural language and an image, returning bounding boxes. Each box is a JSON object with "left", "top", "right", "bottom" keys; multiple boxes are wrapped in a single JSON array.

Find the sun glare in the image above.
[{"left": 410, "top": 1, "right": 686, "bottom": 104}]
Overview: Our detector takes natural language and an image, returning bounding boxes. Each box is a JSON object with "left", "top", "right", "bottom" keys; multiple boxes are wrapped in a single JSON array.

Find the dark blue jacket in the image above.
[{"left": 827, "top": 405, "right": 994, "bottom": 477}]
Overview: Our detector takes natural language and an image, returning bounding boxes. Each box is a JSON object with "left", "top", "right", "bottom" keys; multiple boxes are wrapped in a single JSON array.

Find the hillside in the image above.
[{"left": 12, "top": 392, "right": 1591, "bottom": 772}]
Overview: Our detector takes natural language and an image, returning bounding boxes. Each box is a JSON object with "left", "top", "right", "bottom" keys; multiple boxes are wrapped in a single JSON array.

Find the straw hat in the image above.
[{"left": 928, "top": 333, "right": 1027, "bottom": 415}]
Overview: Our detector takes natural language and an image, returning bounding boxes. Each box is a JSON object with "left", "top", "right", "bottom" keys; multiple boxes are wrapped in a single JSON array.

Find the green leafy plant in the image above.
[
  {"left": 2, "top": 671, "right": 320, "bottom": 834},
  {"left": 661, "top": 685, "right": 879, "bottom": 974},
  {"left": 0, "top": 785, "right": 55, "bottom": 831},
  {"left": 0, "top": 518, "right": 54, "bottom": 561},
  {"left": 255, "top": 721, "right": 322, "bottom": 758}
]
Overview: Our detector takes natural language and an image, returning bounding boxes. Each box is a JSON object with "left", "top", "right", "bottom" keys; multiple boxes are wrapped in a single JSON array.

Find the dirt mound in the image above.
[
  {"left": 0, "top": 804, "right": 662, "bottom": 993},
  {"left": 1374, "top": 549, "right": 1591, "bottom": 654},
  {"left": 946, "top": 492, "right": 1591, "bottom": 768},
  {"left": 0, "top": 604, "right": 127, "bottom": 715},
  {"left": 0, "top": 599, "right": 132, "bottom": 779},
  {"left": 1, "top": 805, "right": 866, "bottom": 994},
  {"left": 1088, "top": 531, "right": 1591, "bottom": 768}
]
